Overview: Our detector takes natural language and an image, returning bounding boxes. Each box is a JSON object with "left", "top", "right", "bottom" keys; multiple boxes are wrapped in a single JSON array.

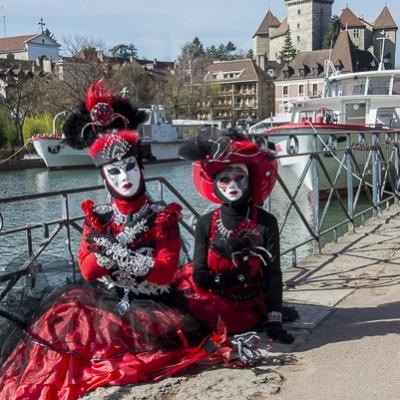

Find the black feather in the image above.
[
  {"left": 61, "top": 103, "right": 94, "bottom": 149},
  {"left": 178, "top": 138, "right": 213, "bottom": 161},
  {"left": 111, "top": 99, "right": 148, "bottom": 129}
]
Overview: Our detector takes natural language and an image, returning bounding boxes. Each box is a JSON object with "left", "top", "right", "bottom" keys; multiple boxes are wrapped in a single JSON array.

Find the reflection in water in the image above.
[{"left": 0, "top": 162, "right": 367, "bottom": 271}]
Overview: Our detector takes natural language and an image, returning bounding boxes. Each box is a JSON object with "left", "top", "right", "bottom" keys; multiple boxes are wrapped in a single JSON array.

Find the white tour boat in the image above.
[
  {"left": 256, "top": 68, "right": 400, "bottom": 196},
  {"left": 31, "top": 106, "right": 211, "bottom": 169}
]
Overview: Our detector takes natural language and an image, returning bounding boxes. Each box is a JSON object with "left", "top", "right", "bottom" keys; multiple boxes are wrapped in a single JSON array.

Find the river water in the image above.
[{"left": 0, "top": 161, "right": 367, "bottom": 271}]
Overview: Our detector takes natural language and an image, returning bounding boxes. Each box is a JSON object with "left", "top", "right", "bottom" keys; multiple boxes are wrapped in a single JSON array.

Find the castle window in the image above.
[
  {"left": 298, "top": 68, "right": 305, "bottom": 77},
  {"left": 353, "top": 29, "right": 360, "bottom": 38},
  {"left": 283, "top": 70, "right": 289, "bottom": 79},
  {"left": 299, "top": 85, "right": 304, "bottom": 96},
  {"left": 297, "top": 23, "right": 300, "bottom": 29},
  {"left": 313, "top": 67, "right": 319, "bottom": 76},
  {"left": 297, "top": 36, "right": 300, "bottom": 43},
  {"left": 283, "top": 86, "right": 288, "bottom": 96},
  {"left": 312, "top": 84, "right": 318, "bottom": 97},
  {"left": 298, "top": 9, "right": 301, "bottom": 15}
]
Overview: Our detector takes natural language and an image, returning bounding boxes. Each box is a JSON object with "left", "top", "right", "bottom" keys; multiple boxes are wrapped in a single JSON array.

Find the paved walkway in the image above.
[{"left": 84, "top": 204, "right": 400, "bottom": 400}]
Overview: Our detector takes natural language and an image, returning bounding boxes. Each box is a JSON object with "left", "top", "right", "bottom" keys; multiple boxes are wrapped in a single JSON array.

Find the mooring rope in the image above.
[{"left": 0, "top": 141, "right": 31, "bottom": 166}]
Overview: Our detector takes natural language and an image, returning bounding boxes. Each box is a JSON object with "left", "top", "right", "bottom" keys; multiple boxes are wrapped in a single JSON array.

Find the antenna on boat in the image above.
[
  {"left": 324, "top": 37, "right": 337, "bottom": 79},
  {"left": 377, "top": 31, "right": 388, "bottom": 71},
  {"left": 0, "top": 6, "right": 6, "bottom": 37}
]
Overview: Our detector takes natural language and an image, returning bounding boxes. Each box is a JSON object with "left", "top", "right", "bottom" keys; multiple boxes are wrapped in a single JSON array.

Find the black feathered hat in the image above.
[{"left": 62, "top": 80, "right": 148, "bottom": 151}]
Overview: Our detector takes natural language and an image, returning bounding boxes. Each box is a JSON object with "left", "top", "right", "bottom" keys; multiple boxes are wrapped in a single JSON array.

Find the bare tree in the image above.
[
  {"left": 111, "top": 62, "right": 162, "bottom": 107},
  {"left": 61, "top": 34, "right": 107, "bottom": 57},
  {"left": 0, "top": 68, "right": 48, "bottom": 146}
]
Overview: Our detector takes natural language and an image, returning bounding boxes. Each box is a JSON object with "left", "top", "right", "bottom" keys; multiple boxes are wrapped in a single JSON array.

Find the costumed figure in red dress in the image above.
[
  {"left": 175, "top": 130, "right": 295, "bottom": 343},
  {"left": 0, "top": 83, "right": 232, "bottom": 400}
]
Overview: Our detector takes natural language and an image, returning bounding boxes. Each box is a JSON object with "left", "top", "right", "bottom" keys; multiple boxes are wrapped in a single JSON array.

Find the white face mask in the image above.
[
  {"left": 102, "top": 156, "right": 142, "bottom": 198},
  {"left": 215, "top": 164, "right": 249, "bottom": 203}
]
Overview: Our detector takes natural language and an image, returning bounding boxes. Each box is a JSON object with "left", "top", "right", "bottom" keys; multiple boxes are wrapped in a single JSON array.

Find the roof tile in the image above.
[
  {"left": 0, "top": 34, "right": 36, "bottom": 53},
  {"left": 254, "top": 10, "right": 280, "bottom": 37},
  {"left": 374, "top": 6, "right": 397, "bottom": 29}
]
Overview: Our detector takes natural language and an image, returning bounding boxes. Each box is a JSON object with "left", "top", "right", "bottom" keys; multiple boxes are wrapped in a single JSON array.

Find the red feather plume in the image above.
[{"left": 85, "top": 80, "right": 113, "bottom": 112}]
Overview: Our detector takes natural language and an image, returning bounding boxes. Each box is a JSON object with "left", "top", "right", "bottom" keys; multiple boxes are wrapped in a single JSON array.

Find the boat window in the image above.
[
  {"left": 298, "top": 110, "right": 315, "bottom": 123},
  {"left": 345, "top": 103, "right": 366, "bottom": 125},
  {"left": 339, "top": 78, "right": 366, "bottom": 96},
  {"left": 392, "top": 76, "right": 400, "bottom": 95},
  {"left": 367, "top": 76, "right": 391, "bottom": 95},
  {"left": 325, "top": 81, "right": 339, "bottom": 97},
  {"left": 376, "top": 108, "right": 400, "bottom": 128}
]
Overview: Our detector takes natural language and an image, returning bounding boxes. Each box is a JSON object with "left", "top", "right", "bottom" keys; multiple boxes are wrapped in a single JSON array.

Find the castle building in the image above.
[
  {"left": 253, "top": 2, "right": 397, "bottom": 68},
  {"left": 339, "top": 6, "right": 397, "bottom": 69},
  {"left": 253, "top": 0, "right": 334, "bottom": 63}
]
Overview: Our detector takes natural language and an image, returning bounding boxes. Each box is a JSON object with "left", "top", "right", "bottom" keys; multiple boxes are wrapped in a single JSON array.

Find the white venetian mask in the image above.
[
  {"left": 102, "top": 156, "right": 142, "bottom": 198},
  {"left": 215, "top": 164, "right": 249, "bottom": 203}
]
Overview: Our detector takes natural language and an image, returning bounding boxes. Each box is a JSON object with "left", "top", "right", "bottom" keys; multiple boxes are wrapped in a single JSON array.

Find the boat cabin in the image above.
[{"left": 291, "top": 70, "right": 400, "bottom": 129}]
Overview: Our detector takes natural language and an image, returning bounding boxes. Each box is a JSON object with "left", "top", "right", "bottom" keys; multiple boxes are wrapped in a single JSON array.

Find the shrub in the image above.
[
  {"left": 23, "top": 113, "right": 53, "bottom": 142},
  {"left": 0, "top": 110, "right": 17, "bottom": 148}
]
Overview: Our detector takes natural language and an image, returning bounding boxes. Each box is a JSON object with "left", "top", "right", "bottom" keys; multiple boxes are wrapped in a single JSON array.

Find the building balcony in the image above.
[{"left": 235, "top": 91, "right": 257, "bottom": 96}]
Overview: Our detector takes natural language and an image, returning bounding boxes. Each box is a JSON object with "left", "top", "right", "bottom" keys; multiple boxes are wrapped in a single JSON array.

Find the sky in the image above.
[{"left": 2, "top": 0, "right": 400, "bottom": 63}]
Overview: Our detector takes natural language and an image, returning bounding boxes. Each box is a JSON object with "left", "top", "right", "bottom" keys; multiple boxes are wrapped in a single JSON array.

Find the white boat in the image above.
[
  {"left": 248, "top": 113, "right": 292, "bottom": 134},
  {"left": 256, "top": 68, "right": 400, "bottom": 196},
  {"left": 32, "top": 106, "right": 185, "bottom": 169}
]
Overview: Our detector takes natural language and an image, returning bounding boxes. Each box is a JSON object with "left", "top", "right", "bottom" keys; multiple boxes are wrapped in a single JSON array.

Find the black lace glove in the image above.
[
  {"left": 86, "top": 227, "right": 117, "bottom": 255},
  {"left": 266, "top": 321, "right": 295, "bottom": 344}
]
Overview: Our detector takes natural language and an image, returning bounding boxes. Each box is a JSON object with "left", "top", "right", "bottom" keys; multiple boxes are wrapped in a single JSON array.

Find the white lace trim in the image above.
[
  {"left": 92, "top": 237, "right": 154, "bottom": 277},
  {"left": 116, "top": 218, "right": 150, "bottom": 246},
  {"left": 97, "top": 275, "right": 170, "bottom": 296},
  {"left": 112, "top": 201, "right": 150, "bottom": 226}
]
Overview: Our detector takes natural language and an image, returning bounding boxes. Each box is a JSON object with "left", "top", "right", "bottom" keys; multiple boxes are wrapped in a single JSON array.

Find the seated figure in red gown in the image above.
[
  {"left": 175, "top": 131, "right": 295, "bottom": 343},
  {"left": 0, "top": 83, "right": 232, "bottom": 400}
]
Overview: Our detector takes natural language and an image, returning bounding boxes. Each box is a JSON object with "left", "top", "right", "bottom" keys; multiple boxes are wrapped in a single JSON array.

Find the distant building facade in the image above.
[
  {"left": 274, "top": 31, "right": 376, "bottom": 113},
  {"left": 0, "top": 33, "right": 60, "bottom": 61},
  {"left": 194, "top": 59, "right": 274, "bottom": 127}
]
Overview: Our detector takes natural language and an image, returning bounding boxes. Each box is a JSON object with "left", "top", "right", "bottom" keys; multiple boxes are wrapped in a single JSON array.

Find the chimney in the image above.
[
  {"left": 42, "top": 57, "right": 52, "bottom": 73},
  {"left": 257, "top": 54, "right": 266, "bottom": 71}
]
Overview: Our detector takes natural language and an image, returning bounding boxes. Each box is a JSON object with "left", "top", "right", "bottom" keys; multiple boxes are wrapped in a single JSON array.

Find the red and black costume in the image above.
[
  {"left": 0, "top": 84, "right": 232, "bottom": 400},
  {"left": 175, "top": 131, "right": 294, "bottom": 342}
]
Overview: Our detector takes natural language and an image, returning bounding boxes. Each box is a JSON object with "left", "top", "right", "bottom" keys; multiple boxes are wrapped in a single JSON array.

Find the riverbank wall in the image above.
[{"left": 0, "top": 158, "right": 45, "bottom": 170}]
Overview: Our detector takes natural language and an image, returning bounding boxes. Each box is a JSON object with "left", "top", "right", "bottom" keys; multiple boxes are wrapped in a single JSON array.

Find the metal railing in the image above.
[
  {"left": 0, "top": 176, "right": 199, "bottom": 325},
  {"left": 1, "top": 128, "right": 400, "bottom": 325},
  {"left": 257, "top": 127, "right": 400, "bottom": 268}
]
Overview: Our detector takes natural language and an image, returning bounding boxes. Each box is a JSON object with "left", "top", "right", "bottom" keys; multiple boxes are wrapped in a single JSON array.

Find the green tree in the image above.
[
  {"left": 43, "top": 28, "right": 56, "bottom": 41},
  {"left": 109, "top": 43, "right": 138, "bottom": 58},
  {"left": 0, "top": 71, "right": 48, "bottom": 146},
  {"left": 0, "top": 108, "right": 17, "bottom": 148},
  {"left": 278, "top": 30, "right": 297, "bottom": 63},
  {"left": 246, "top": 49, "right": 254, "bottom": 59},
  {"left": 177, "top": 37, "right": 209, "bottom": 85},
  {"left": 206, "top": 41, "right": 238, "bottom": 60},
  {"left": 323, "top": 15, "right": 341, "bottom": 49}
]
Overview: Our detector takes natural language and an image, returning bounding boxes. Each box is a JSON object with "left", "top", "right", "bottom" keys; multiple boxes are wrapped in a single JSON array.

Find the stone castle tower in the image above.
[
  {"left": 285, "top": 0, "right": 334, "bottom": 52},
  {"left": 253, "top": 0, "right": 334, "bottom": 63}
]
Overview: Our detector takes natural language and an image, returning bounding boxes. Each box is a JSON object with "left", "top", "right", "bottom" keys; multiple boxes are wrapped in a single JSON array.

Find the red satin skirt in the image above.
[
  {"left": 174, "top": 263, "right": 267, "bottom": 334},
  {"left": 0, "top": 285, "right": 232, "bottom": 400}
]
